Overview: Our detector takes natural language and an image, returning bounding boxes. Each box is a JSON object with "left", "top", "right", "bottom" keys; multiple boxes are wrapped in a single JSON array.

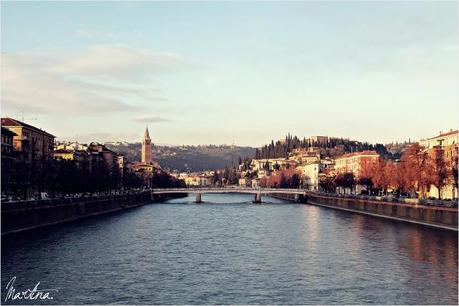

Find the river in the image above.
[{"left": 1, "top": 193, "right": 457, "bottom": 304}]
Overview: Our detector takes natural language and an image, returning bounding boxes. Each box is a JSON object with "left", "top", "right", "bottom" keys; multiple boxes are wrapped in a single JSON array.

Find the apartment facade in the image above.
[
  {"left": 420, "top": 130, "right": 459, "bottom": 200},
  {"left": 1, "top": 117, "right": 55, "bottom": 165},
  {"left": 298, "top": 162, "right": 319, "bottom": 191},
  {"left": 334, "top": 150, "right": 380, "bottom": 175},
  {"left": 419, "top": 129, "right": 458, "bottom": 149}
]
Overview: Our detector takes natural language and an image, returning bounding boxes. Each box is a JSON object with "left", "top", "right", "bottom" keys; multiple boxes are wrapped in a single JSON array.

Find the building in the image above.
[
  {"left": 133, "top": 163, "right": 156, "bottom": 173},
  {"left": 304, "top": 136, "right": 348, "bottom": 148},
  {"left": 133, "top": 163, "right": 162, "bottom": 187},
  {"left": 290, "top": 148, "right": 320, "bottom": 165},
  {"left": 250, "top": 158, "right": 298, "bottom": 171},
  {"left": 426, "top": 146, "right": 458, "bottom": 200},
  {"left": 88, "top": 142, "right": 119, "bottom": 173},
  {"left": 319, "top": 157, "right": 335, "bottom": 172},
  {"left": 55, "top": 141, "right": 88, "bottom": 151},
  {"left": 184, "top": 173, "right": 211, "bottom": 187},
  {"left": 53, "top": 149, "right": 75, "bottom": 160},
  {"left": 1, "top": 127, "right": 16, "bottom": 163},
  {"left": 134, "top": 126, "right": 160, "bottom": 170},
  {"left": 334, "top": 150, "right": 380, "bottom": 175},
  {"left": 308, "top": 136, "right": 329, "bottom": 146},
  {"left": 1, "top": 117, "right": 55, "bottom": 165},
  {"left": 54, "top": 141, "right": 93, "bottom": 168},
  {"left": 1, "top": 127, "right": 17, "bottom": 194},
  {"left": 117, "top": 155, "right": 126, "bottom": 177},
  {"left": 174, "top": 172, "right": 189, "bottom": 181},
  {"left": 141, "top": 126, "right": 152, "bottom": 164},
  {"left": 1, "top": 118, "right": 55, "bottom": 197},
  {"left": 420, "top": 130, "right": 459, "bottom": 200},
  {"left": 54, "top": 142, "right": 120, "bottom": 175},
  {"left": 419, "top": 129, "right": 458, "bottom": 149},
  {"left": 297, "top": 162, "right": 319, "bottom": 191},
  {"left": 238, "top": 177, "right": 251, "bottom": 187},
  {"left": 132, "top": 127, "right": 161, "bottom": 187}
]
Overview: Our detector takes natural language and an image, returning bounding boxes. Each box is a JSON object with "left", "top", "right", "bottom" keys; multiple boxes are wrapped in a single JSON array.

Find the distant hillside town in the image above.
[
  {"left": 1, "top": 116, "right": 457, "bottom": 201},
  {"left": 171, "top": 131, "right": 458, "bottom": 201}
]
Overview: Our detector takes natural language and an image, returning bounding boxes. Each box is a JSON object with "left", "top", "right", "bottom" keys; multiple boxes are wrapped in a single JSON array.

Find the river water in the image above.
[{"left": 1, "top": 194, "right": 458, "bottom": 304}]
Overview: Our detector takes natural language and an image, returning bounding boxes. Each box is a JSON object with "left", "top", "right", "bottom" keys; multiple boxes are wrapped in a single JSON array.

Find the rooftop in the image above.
[
  {"left": 336, "top": 150, "right": 379, "bottom": 160},
  {"left": 1, "top": 126, "right": 18, "bottom": 137},
  {"left": 1, "top": 117, "right": 55, "bottom": 138},
  {"left": 54, "top": 149, "right": 73, "bottom": 154},
  {"left": 428, "top": 129, "right": 458, "bottom": 140}
]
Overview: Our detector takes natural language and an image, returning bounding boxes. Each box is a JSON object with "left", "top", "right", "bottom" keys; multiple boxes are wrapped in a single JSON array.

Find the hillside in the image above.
[{"left": 105, "top": 143, "right": 255, "bottom": 172}]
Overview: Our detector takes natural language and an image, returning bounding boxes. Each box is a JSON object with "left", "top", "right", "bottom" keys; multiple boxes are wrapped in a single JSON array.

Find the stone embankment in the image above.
[
  {"left": 270, "top": 192, "right": 457, "bottom": 231},
  {"left": 306, "top": 193, "right": 458, "bottom": 231},
  {"left": 2, "top": 192, "right": 185, "bottom": 235}
]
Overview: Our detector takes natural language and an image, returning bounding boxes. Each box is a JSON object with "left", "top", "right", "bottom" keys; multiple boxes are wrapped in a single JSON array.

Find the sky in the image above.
[{"left": 1, "top": 1, "right": 458, "bottom": 146}]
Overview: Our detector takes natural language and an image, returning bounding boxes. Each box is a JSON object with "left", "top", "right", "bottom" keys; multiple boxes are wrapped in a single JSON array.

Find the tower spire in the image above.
[
  {"left": 141, "top": 126, "right": 152, "bottom": 163},
  {"left": 144, "top": 125, "right": 150, "bottom": 139}
]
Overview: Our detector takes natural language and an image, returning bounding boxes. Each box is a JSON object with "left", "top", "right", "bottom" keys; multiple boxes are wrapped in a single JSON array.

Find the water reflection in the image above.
[{"left": 302, "top": 205, "right": 321, "bottom": 255}]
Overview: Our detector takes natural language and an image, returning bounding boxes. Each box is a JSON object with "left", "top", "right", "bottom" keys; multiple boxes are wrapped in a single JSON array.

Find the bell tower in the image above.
[{"left": 141, "top": 126, "right": 152, "bottom": 164}]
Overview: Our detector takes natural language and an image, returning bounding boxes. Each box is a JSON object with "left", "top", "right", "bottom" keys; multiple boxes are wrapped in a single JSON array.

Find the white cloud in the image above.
[
  {"left": 58, "top": 131, "right": 139, "bottom": 143},
  {"left": 51, "top": 44, "right": 187, "bottom": 79},
  {"left": 132, "top": 116, "right": 171, "bottom": 123},
  {"left": 1, "top": 45, "right": 188, "bottom": 116}
]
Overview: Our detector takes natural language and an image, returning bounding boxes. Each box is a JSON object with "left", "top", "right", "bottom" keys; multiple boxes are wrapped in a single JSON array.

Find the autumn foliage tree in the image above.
[
  {"left": 358, "top": 160, "right": 376, "bottom": 192},
  {"left": 259, "top": 168, "right": 301, "bottom": 188},
  {"left": 385, "top": 160, "right": 404, "bottom": 195},
  {"left": 319, "top": 175, "right": 336, "bottom": 192},
  {"left": 370, "top": 158, "right": 389, "bottom": 194},
  {"left": 401, "top": 144, "right": 434, "bottom": 198},
  {"left": 334, "top": 172, "right": 355, "bottom": 192},
  {"left": 343, "top": 143, "right": 457, "bottom": 199},
  {"left": 430, "top": 147, "right": 449, "bottom": 199}
]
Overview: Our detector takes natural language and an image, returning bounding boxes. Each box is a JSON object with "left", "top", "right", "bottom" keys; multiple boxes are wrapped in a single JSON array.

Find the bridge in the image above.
[{"left": 151, "top": 187, "right": 308, "bottom": 203}]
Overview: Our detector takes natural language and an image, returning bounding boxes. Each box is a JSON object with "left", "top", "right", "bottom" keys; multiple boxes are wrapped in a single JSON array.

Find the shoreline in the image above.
[
  {"left": 271, "top": 192, "right": 457, "bottom": 231},
  {"left": 1, "top": 192, "right": 185, "bottom": 236}
]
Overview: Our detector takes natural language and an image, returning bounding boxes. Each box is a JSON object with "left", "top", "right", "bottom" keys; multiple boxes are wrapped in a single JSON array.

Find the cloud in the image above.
[
  {"left": 51, "top": 44, "right": 187, "bottom": 80},
  {"left": 58, "top": 131, "right": 139, "bottom": 143},
  {"left": 1, "top": 45, "right": 188, "bottom": 117},
  {"left": 132, "top": 116, "right": 171, "bottom": 123}
]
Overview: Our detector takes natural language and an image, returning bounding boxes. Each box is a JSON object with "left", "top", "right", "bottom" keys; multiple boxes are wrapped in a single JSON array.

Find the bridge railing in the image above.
[{"left": 151, "top": 187, "right": 309, "bottom": 194}]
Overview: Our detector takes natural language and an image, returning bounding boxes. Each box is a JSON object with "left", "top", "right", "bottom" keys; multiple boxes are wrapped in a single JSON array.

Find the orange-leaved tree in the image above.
[
  {"left": 358, "top": 159, "right": 377, "bottom": 192},
  {"left": 372, "top": 158, "right": 390, "bottom": 194},
  {"left": 401, "top": 143, "right": 433, "bottom": 198},
  {"left": 430, "top": 146, "right": 449, "bottom": 199}
]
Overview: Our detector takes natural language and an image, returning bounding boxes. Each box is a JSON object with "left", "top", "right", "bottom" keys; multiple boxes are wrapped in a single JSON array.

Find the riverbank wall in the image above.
[
  {"left": 270, "top": 193, "right": 305, "bottom": 202},
  {"left": 151, "top": 193, "right": 187, "bottom": 202},
  {"left": 1, "top": 191, "right": 182, "bottom": 235},
  {"left": 306, "top": 193, "right": 458, "bottom": 231}
]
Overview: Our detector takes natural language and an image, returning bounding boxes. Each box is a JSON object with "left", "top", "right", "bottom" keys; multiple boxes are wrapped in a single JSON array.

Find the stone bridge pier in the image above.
[
  {"left": 195, "top": 193, "right": 202, "bottom": 203},
  {"left": 253, "top": 193, "right": 262, "bottom": 204}
]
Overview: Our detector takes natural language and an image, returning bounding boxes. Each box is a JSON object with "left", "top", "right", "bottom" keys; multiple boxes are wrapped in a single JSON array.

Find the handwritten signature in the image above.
[{"left": 4, "top": 276, "right": 58, "bottom": 302}]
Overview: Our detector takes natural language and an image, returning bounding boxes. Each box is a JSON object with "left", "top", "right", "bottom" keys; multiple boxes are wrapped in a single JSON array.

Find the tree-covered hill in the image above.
[
  {"left": 105, "top": 143, "right": 255, "bottom": 172},
  {"left": 255, "top": 134, "right": 405, "bottom": 160}
]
